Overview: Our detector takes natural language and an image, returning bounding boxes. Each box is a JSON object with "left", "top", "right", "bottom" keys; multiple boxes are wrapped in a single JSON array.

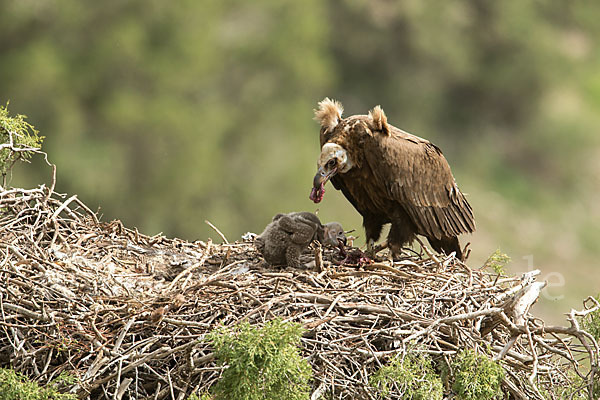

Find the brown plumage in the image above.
[{"left": 310, "top": 98, "right": 475, "bottom": 258}]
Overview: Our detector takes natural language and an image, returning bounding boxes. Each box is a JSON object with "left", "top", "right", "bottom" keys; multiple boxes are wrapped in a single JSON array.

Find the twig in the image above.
[
  {"left": 204, "top": 220, "right": 228, "bottom": 244},
  {"left": 0, "top": 183, "right": 597, "bottom": 399}
]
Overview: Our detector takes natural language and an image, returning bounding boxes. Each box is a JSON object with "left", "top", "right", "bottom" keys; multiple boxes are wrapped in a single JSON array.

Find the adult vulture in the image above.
[{"left": 309, "top": 98, "right": 475, "bottom": 259}]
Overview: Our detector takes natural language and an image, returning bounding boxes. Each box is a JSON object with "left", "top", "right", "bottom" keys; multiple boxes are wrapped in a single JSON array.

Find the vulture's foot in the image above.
[{"left": 365, "top": 239, "right": 388, "bottom": 259}]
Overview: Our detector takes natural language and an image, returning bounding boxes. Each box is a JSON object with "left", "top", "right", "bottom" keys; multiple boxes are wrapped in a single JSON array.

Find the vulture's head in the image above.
[
  {"left": 321, "top": 221, "right": 347, "bottom": 247},
  {"left": 310, "top": 142, "right": 352, "bottom": 203},
  {"left": 310, "top": 97, "right": 356, "bottom": 203},
  {"left": 310, "top": 98, "right": 389, "bottom": 203}
]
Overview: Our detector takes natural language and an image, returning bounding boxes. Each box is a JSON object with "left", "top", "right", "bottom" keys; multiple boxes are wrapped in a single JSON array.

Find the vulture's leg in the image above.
[
  {"left": 363, "top": 216, "right": 385, "bottom": 258},
  {"left": 426, "top": 236, "right": 463, "bottom": 260},
  {"left": 366, "top": 240, "right": 375, "bottom": 257},
  {"left": 285, "top": 245, "right": 302, "bottom": 268},
  {"left": 388, "top": 221, "right": 415, "bottom": 259}
]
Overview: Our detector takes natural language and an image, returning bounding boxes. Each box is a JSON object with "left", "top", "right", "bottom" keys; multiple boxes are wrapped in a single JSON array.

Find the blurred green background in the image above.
[{"left": 1, "top": 0, "right": 599, "bottom": 320}]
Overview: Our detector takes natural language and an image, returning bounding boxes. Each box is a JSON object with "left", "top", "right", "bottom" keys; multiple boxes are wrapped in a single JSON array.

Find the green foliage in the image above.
[
  {"left": 207, "top": 318, "right": 311, "bottom": 400},
  {"left": 555, "top": 373, "right": 600, "bottom": 400},
  {"left": 0, "top": 103, "right": 43, "bottom": 177},
  {"left": 581, "top": 295, "right": 600, "bottom": 342},
  {"left": 188, "top": 393, "right": 212, "bottom": 400},
  {"left": 0, "top": 368, "right": 77, "bottom": 400},
  {"left": 451, "top": 350, "right": 504, "bottom": 400},
  {"left": 482, "top": 250, "right": 511, "bottom": 275},
  {"left": 576, "top": 297, "right": 600, "bottom": 398},
  {"left": 369, "top": 352, "right": 443, "bottom": 399}
]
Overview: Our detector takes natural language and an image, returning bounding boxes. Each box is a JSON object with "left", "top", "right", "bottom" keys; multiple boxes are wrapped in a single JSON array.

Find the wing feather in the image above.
[{"left": 363, "top": 127, "right": 475, "bottom": 239}]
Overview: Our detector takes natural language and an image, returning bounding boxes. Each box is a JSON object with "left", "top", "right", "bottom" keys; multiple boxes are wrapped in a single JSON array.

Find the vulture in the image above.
[{"left": 309, "top": 98, "right": 475, "bottom": 259}]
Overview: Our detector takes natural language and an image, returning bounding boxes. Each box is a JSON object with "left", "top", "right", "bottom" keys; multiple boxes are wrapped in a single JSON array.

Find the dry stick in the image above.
[
  {"left": 496, "top": 335, "right": 520, "bottom": 361},
  {"left": 74, "top": 196, "right": 100, "bottom": 225},
  {"left": 113, "top": 317, "right": 136, "bottom": 354},
  {"left": 161, "top": 318, "right": 211, "bottom": 329},
  {"left": 314, "top": 242, "right": 323, "bottom": 272},
  {"left": 403, "top": 307, "right": 504, "bottom": 344},
  {"left": 114, "top": 358, "right": 124, "bottom": 400},
  {"left": 414, "top": 236, "right": 442, "bottom": 269},
  {"left": 496, "top": 281, "right": 547, "bottom": 360},
  {"left": 204, "top": 220, "right": 228, "bottom": 244},
  {"left": 495, "top": 269, "right": 542, "bottom": 303},
  {"left": 364, "top": 263, "right": 412, "bottom": 278},
  {"left": 2, "top": 302, "right": 49, "bottom": 322},
  {"left": 115, "top": 377, "right": 133, "bottom": 400},
  {"left": 167, "top": 368, "right": 175, "bottom": 400},
  {"left": 2, "top": 186, "right": 598, "bottom": 399},
  {"left": 525, "top": 323, "right": 545, "bottom": 399},
  {"left": 311, "top": 382, "right": 326, "bottom": 400},
  {"left": 40, "top": 347, "right": 53, "bottom": 375},
  {"left": 566, "top": 307, "right": 600, "bottom": 363},
  {"left": 502, "top": 375, "right": 529, "bottom": 400},
  {"left": 42, "top": 164, "right": 57, "bottom": 204},
  {"left": 323, "top": 294, "right": 343, "bottom": 319},
  {"left": 511, "top": 281, "right": 548, "bottom": 325},
  {"left": 50, "top": 194, "right": 79, "bottom": 220},
  {"left": 83, "top": 350, "right": 107, "bottom": 381},
  {"left": 87, "top": 341, "right": 198, "bottom": 392},
  {"left": 549, "top": 331, "right": 578, "bottom": 364},
  {"left": 166, "top": 242, "right": 212, "bottom": 292},
  {"left": 153, "top": 383, "right": 161, "bottom": 400}
]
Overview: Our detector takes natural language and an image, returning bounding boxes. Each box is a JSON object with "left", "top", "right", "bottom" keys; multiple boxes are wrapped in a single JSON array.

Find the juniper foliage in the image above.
[
  {"left": 0, "top": 104, "right": 44, "bottom": 179},
  {"left": 207, "top": 318, "right": 311, "bottom": 400}
]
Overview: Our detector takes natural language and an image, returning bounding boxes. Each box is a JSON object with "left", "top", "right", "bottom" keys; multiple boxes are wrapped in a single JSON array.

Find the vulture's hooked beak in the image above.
[
  {"left": 310, "top": 166, "right": 337, "bottom": 203},
  {"left": 313, "top": 166, "right": 336, "bottom": 187}
]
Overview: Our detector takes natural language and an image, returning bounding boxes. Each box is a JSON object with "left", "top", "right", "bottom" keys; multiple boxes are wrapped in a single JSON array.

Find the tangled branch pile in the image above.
[{"left": 1, "top": 181, "right": 599, "bottom": 399}]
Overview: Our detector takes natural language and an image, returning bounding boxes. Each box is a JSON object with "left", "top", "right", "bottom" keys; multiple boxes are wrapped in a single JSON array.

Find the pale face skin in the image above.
[
  {"left": 322, "top": 222, "right": 346, "bottom": 247},
  {"left": 310, "top": 143, "right": 352, "bottom": 204}
]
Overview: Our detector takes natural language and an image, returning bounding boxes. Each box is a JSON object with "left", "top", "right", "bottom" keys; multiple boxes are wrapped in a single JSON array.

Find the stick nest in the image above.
[{"left": 1, "top": 183, "right": 599, "bottom": 400}]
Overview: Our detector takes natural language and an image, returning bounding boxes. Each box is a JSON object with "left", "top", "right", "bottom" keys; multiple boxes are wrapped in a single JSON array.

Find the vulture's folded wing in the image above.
[{"left": 363, "top": 128, "right": 475, "bottom": 239}]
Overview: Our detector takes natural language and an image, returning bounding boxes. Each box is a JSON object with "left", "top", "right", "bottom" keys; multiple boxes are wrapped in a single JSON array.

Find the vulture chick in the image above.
[
  {"left": 310, "top": 98, "right": 475, "bottom": 259},
  {"left": 255, "top": 212, "right": 346, "bottom": 268}
]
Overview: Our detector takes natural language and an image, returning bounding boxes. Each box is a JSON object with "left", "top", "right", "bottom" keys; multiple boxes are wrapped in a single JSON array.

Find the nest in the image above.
[{"left": 1, "top": 181, "right": 599, "bottom": 400}]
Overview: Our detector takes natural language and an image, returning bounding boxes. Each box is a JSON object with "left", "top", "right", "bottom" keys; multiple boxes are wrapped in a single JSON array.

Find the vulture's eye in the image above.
[{"left": 326, "top": 159, "right": 336, "bottom": 169}]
